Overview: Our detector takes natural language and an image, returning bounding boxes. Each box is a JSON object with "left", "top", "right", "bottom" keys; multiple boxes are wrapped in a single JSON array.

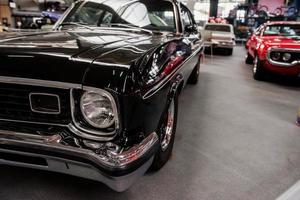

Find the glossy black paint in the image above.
[{"left": 0, "top": 0, "right": 203, "bottom": 175}]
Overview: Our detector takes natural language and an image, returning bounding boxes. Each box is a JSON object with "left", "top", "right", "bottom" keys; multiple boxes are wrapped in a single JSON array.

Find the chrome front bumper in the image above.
[
  {"left": 0, "top": 130, "right": 158, "bottom": 192},
  {"left": 211, "top": 40, "right": 235, "bottom": 49}
]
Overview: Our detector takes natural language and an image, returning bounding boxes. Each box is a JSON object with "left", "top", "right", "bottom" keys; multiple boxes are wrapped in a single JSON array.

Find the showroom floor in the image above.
[{"left": 1, "top": 46, "right": 300, "bottom": 200}]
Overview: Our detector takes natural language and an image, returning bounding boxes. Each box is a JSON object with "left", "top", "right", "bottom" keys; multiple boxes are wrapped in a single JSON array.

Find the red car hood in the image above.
[{"left": 262, "top": 36, "right": 300, "bottom": 49}]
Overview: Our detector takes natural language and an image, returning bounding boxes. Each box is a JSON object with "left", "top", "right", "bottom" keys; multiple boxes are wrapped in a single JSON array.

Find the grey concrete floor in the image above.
[{"left": 1, "top": 46, "right": 300, "bottom": 200}]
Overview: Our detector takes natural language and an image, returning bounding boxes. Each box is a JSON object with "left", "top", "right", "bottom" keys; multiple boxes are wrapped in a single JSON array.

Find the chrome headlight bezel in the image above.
[{"left": 80, "top": 89, "right": 118, "bottom": 130}]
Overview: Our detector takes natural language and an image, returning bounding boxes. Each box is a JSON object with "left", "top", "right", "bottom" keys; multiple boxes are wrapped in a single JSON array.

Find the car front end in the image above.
[
  {"left": 203, "top": 24, "right": 236, "bottom": 49},
  {"left": 211, "top": 38, "right": 235, "bottom": 49},
  {"left": 0, "top": 0, "right": 200, "bottom": 192},
  {"left": 0, "top": 26, "right": 165, "bottom": 191},
  {"left": 210, "top": 31, "right": 236, "bottom": 49},
  {"left": 0, "top": 77, "right": 160, "bottom": 192},
  {"left": 265, "top": 47, "right": 300, "bottom": 77}
]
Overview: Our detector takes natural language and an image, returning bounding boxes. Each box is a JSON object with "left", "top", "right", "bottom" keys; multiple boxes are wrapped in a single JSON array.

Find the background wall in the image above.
[
  {"left": 259, "top": 0, "right": 285, "bottom": 13},
  {"left": 0, "top": 0, "right": 12, "bottom": 27}
]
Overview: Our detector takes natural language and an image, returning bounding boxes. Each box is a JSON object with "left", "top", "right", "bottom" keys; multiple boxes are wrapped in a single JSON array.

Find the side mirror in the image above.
[
  {"left": 248, "top": 28, "right": 255, "bottom": 36},
  {"left": 185, "top": 25, "right": 198, "bottom": 34}
]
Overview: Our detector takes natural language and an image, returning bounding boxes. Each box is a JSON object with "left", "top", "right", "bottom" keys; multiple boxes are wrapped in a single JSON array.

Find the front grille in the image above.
[
  {"left": 0, "top": 83, "right": 72, "bottom": 125},
  {"left": 291, "top": 52, "right": 300, "bottom": 62},
  {"left": 270, "top": 50, "right": 300, "bottom": 64}
]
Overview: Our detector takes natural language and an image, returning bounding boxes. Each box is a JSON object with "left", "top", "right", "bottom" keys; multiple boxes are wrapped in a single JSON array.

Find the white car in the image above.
[{"left": 201, "top": 23, "right": 236, "bottom": 55}]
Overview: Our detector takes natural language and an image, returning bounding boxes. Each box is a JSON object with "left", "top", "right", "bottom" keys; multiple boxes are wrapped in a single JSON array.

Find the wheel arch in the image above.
[{"left": 168, "top": 74, "right": 184, "bottom": 100}]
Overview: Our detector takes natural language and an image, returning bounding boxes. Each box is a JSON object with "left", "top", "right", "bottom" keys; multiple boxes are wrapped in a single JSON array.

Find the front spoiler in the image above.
[{"left": 0, "top": 130, "right": 158, "bottom": 192}]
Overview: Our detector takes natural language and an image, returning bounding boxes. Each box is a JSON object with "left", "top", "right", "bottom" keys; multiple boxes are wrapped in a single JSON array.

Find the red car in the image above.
[{"left": 245, "top": 21, "right": 300, "bottom": 80}]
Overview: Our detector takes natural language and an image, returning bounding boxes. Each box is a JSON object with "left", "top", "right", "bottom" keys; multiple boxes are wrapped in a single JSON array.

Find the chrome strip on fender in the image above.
[{"left": 0, "top": 76, "right": 82, "bottom": 89}]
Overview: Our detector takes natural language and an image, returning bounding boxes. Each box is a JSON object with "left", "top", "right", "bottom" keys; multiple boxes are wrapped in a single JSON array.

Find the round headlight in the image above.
[
  {"left": 282, "top": 53, "right": 292, "bottom": 62},
  {"left": 80, "top": 91, "right": 116, "bottom": 129},
  {"left": 271, "top": 52, "right": 281, "bottom": 61}
]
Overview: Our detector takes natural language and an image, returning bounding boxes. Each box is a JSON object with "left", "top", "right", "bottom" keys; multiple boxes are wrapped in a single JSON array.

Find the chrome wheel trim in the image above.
[
  {"left": 196, "top": 63, "right": 200, "bottom": 75},
  {"left": 161, "top": 100, "right": 175, "bottom": 152},
  {"left": 253, "top": 56, "right": 258, "bottom": 74}
]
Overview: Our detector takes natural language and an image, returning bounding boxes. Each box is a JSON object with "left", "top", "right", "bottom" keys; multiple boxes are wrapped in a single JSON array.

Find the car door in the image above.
[{"left": 180, "top": 4, "right": 202, "bottom": 81}]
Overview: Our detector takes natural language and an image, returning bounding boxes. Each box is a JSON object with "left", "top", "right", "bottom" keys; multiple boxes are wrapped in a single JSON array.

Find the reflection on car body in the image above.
[
  {"left": 245, "top": 21, "right": 300, "bottom": 80},
  {"left": 0, "top": 0, "right": 203, "bottom": 192}
]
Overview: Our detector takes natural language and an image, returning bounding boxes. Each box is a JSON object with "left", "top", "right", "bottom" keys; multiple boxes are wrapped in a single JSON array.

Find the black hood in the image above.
[{"left": 0, "top": 29, "right": 164, "bottom": 88}]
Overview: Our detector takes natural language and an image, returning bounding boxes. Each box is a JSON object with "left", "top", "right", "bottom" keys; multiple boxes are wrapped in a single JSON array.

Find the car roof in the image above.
[
  {"left": 205, "top": 23, "right": 232, "bottom": 27},
  {"left": 87, "top": 0, "right": 175, "bottom": 4},
  {"left": 205, "top": 23, "right": 232, "bottom": 26},
  {"left": 85, "top": 0, "right": 175, "bottom": 12},
  {"left": 266, "top": 21, "right": 300, "bottom": 26}
]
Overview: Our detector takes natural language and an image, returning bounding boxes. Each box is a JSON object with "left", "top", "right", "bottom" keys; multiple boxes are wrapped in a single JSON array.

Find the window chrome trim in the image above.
[
  {"left": 0, "top": 76, "right": 82, "bottom": 89},
  {"left": 267, "top": 47, "right": 300, "bottom": 67},
  {"left": 56, "top": 0, "right": 181, "bottom": 34},
  {"left": 69, "top": 88, "right": 119, "bottom": 141},
  {"left": 173, "top": 0, "right": 182, "bottom": 34},
  {"left": 29, "top": 93, "right": 61, "bottom": 115}
]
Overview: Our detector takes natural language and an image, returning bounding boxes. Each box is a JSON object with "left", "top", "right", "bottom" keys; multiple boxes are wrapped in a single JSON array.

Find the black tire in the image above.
[
  {"left": 150, "top": 95, "right": 178, "bottom": 171},
  {"left": 245, "top": 53, "right": 254, "bottom": 64},
  {"left": 188, "top": 60, "right": 200, "bottom": 84},
  {"left": 227, "top": 48, "right": 233, "bottom": 56},
  {"left": 253, "top": 55, "right": 266, "bottom": 81}
]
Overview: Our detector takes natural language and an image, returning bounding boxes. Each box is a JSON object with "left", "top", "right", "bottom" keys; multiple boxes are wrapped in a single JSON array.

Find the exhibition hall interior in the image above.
[{"left": 0, "top": 0, "right": 300, "bottom": 199}]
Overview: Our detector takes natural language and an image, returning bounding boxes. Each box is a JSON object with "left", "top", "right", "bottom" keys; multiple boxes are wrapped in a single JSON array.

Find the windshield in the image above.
[
  {"left": 62, "top": 0, "right": 176, "bottom": 32},
  {"left": 205, "top": 25, "right": 231, "bottom": 32},
  {"left": 264, "top": 24, "right": 300, "bottom": 37}
]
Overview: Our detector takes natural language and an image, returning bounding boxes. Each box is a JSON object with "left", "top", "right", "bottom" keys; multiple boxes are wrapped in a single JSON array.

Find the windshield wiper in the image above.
[
  {"left": 59, "top": 22, "right": 94, "bottom": 31},
  {"left": 106, "top": 23, "right": 155, "bottom": 35}
]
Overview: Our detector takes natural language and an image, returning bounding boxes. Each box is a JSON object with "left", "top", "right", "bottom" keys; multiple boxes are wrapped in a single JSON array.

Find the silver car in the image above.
[{"left": 201, "top": 23, "right": 236, "bottom": 55}]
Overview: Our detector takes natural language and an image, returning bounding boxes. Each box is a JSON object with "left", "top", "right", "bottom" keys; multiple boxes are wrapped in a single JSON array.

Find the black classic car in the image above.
[{"left": 0, "top": 0, "right": 203, "bottom": 191}]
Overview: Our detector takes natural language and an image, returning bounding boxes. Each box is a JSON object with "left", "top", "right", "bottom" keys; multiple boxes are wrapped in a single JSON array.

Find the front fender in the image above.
[
  {"left": 134, "top": 39, "right": 191, "bottom": 98},
  {"left": 256, "top": 42, "right": 270, "bottom": 61}
]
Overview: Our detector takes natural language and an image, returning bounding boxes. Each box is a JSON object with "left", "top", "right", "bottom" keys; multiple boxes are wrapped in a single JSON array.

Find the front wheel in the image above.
[
  {"left": 188, "top": 60, "right": 200, "bottom": 84},
  {"left": 227, "top": 48, "right": 233, "bottom": 56},
  {"left": 150, "top": 95, "right": 178, "bottom": 171},
  {"left": 253, "top": 55, "right": 266, "bottom": 81},
  {"left": 245, "top": 53, "right": 254, "bottom": 64}
]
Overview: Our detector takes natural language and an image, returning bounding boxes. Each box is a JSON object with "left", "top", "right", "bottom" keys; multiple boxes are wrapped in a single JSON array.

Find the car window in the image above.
[
  {"left": 102, "top": 11, "right": 113, "bottom": 25},
  {"left": 148, "top": 10, "right": 175, "bottom": 29},
  {"left": 66, "top": 2, "right": 105, "bottom": 25},
  {"left": 264, "top": 24, "right": 300, "bottom": 37},
  {"left": 205, "top": 25, "right": 231, "bottom": 32},
  {"left": 254, "top": 26, "right": 263, "bottom": 36},
  {"left": 181, "top": 6, "right": 192, "bottom": 27},
  {"left": 181, "top": 7, "right": 192, "bottom": 26},
  {"left": 63, "top": 1, "right": 176, "bottom": 32}
]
